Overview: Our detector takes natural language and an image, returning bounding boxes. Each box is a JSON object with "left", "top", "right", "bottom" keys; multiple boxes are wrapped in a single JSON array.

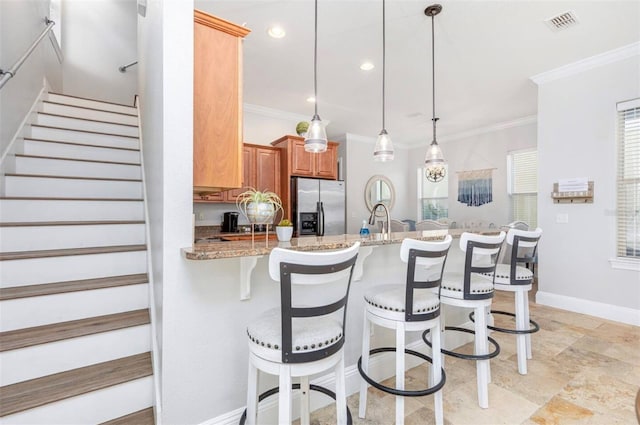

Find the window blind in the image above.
[
  {"left": 509, "top": 150, "right": 538, "bottom": 228},
  {"left": 616, "top": 100, "right": 640, "bottom": 258}
]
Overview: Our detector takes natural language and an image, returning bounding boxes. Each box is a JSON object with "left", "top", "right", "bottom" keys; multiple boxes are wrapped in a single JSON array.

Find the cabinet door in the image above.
[
  {"left": 255, "top": 147, "right": 280, "bottom": 194},
  {"left": 314, "top": 144, "right": 338, "bottom": 179},
  {"left": 290, "top": 139, "right": 314, "bottom": 176},
  {"left": 226, "top": 146, "right": 254, "bottom": 201}
]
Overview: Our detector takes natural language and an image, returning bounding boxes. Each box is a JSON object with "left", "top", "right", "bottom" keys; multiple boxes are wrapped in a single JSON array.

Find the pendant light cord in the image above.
[
  {"left": 314, "top": 0, "right": 319, "bottom": 117},
  {"left": 431, "top": 13, "right": 437, "bottom": 143},
  {"left": 382, "top": 0, "right": 386, "bottom": 131}
]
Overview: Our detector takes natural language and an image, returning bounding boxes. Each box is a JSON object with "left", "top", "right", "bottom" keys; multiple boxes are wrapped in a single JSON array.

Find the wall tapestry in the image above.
[{"left": 457, "top": 168, "right": 494, "bottom": 207}]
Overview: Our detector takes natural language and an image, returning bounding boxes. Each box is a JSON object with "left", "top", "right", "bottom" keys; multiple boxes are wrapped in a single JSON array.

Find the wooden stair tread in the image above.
[
  {"left": 24, "top": 137, "right": 140, "bottom": 151},
  {"left": 100, "top": 408, "right": 154, "bottom": 425},
  {"left": 0, "top": 273, "right": 149, "bottom": 301},
  {"left": 43, "top": 100, "right": 138, "bottom": 117},
  {"left": 0, "top": 196, "right": 143, "bottom": 201},
  {"left": 0, "top": 245, "right": 147, "bottom": 261},
  {"left": 0, "top": 352, "right": 152, "bottom": 417},
  {"left": 30, "top": 124, "right": 139, "bottom": 139},
  {"left": 0, "top": 220, "right": 145, "bottom": 228},
  {"left": 15, "top": 153, "right": 140, "bottom": 166},
  {"left": 38, "top": 112, "right": 138, "bottom": 128},
  {"left": 48, "top": 92, "right": 137, "bottom": 109},
  {"left": 5, "top": 173, "right": 141, "bottom": 182},
  {"left": 0, "top": 309, "right": 150, "bottom": 352}
]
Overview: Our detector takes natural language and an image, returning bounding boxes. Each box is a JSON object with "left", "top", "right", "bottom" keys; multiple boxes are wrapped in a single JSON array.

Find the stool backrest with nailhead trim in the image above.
[
  {"left": 401, "top": 236, "right": 452, "bottom": 322},
  {"left": 458, "top": 232, "right": 506, "bottom": 300},
  {"left": 268, "top": 243, "right": 360, "bottom": 364},
  {"left": 505, "top": 228, "right": 542, "bottom": 285}
]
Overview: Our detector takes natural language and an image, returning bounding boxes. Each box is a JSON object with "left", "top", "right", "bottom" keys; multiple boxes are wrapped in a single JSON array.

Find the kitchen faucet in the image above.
[{"left": 368, "top": 202, "right": 391, "bottom": 239}]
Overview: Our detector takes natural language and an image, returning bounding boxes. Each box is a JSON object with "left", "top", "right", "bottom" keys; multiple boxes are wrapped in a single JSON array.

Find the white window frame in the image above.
[
  {"left": 416, "top": 166, "right": 449, "bottom": 221},
  {"left": 609, "top": 98, "right": 640, "bottom": 271},
  {"left": 507, "top": 148, "right": 538, "bottom": 229}
]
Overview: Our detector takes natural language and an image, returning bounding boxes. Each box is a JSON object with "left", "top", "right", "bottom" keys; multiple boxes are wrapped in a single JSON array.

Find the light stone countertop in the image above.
[{"left": 182, "top": 228, "right": 500, "bottom": 260}]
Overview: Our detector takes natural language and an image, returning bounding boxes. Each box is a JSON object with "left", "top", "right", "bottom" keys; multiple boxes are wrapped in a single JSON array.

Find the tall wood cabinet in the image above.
[
  {"left": 194, "top": 144, "right": 281, "bottom": 203},
  {"left": 270, "top": 135, "right": 339, "bottom": 220},
  {"left": 193, "top": 10, "right": 250, "bottom": 193}
]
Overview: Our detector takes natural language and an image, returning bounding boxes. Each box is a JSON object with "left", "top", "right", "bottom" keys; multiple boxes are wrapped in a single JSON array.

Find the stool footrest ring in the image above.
[
  {"left": 469, "top": 310, "right": 540, "bottom": 335},
  {"left": 422, "top": 328, "right": 500, "bottom": 360},
  {"left": 239, "top": 383, "right": 353, "bottom": 425},
  {"left": 357, "top": 347, "right": 446, "bottom": 397}
]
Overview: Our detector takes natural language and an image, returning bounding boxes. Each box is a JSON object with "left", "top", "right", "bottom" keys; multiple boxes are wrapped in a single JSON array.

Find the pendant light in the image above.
[
  {"left": 304, "top": 0, "right": 328, "bottom": 153},
  {"left": 424, "top": 4, "right": 446, "bottom": 182},
  {"left": 373, "top": 0, "right": 394, "bottom": 162}
]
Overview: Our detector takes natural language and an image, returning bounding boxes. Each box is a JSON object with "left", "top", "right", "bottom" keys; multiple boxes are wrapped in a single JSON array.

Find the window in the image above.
[
  {"left": 417, "top": 166, "right": 448, "bottom": 220},
  {"left": 616, "top": 99, "right": 640, "bottom": 258},
  {"left": 508, "top": 149, "right": 537, "bottom": 228}
]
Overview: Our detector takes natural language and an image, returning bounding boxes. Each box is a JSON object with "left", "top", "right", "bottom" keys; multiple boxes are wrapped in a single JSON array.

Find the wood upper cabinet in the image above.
[
  {"left": 270, "top": 135, "right": 340, "bottom": 220},
  {"left": 193, "top": 10, "right": 250, "bottom": 193},
  {"left": 193, "top": 144, "right": 280, "bottom": 204}
]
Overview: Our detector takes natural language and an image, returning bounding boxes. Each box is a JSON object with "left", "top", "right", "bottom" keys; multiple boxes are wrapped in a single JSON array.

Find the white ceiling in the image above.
[{"left": 195, "top": 0, "right": 640, "bottom": 147}]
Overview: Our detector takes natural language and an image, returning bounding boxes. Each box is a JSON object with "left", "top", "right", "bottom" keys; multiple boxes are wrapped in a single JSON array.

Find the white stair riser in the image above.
[
  {"left": 46, "top": 93, "right": 137, "bottom": 115},
  {"left": 29, "top": 126, "right": 139, "bottom": 150},
  {"left": 0, "top": 376, "right": 153, "bottom": 425},
  {"left": 42, "top": 103, "right": 138, "bottom": 126},
  {"left": 0, "top": 325, "right": 151, "bottom": 386},
  {"left": 0, "top": 284, "right": 149, "bottom": 331},
  {"left": 16, "top": 157, "right": 142, "bottom": 179},
  {"left": 5, "top": 176, "right": 143, "bottom": 198},
  {"left": 0, "top": 200, "right": 144, "bottom": 222},
  {"left": 0, "top": 224, "right": 146, "bottom": 252},
  {"left": 36, "top": 114, "right": 138, "bottom": 138},
  {"left": 15, "top": 156, "right": 141, "bottom": 179},
  {"left": 23, "top": 139, "right": 140, "bottom": 163},
  {"left": 0, "top": 250, "right": 147, "bottom": 287}
]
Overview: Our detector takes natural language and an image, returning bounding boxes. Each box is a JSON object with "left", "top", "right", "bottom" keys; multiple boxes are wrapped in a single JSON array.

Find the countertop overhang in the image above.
[{"left": 182, "top": 229, "right": 499, "bottom": 260}]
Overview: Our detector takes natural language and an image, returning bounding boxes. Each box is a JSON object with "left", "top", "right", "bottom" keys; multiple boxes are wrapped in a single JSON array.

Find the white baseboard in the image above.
[
  {"left": 201, "top": 323, "right": 474, "bottom": 425},
  {"left": 536, "top": 291, "right": 640, "bottom": 326}
]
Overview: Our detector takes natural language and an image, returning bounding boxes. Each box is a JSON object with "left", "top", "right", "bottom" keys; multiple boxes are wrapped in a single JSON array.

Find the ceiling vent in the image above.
[{"left": 545, "top": 10, "right": 579, "bottom": 31}]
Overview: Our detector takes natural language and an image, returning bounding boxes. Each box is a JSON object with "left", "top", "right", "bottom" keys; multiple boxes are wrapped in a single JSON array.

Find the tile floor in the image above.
[{"left": 306, "top": 289, "right": 640, "bottom": 424}]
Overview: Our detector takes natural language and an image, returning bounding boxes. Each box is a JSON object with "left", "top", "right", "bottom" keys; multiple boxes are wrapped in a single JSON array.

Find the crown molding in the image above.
[
  {"left": 437, "top": 115, "right": 538, "bottom": 144},
  {"left": 243, "top": 103, "right": 326, "bottom": 125},
  {"left": 531, "top": 41, "right": 640, "bottom": 85}
]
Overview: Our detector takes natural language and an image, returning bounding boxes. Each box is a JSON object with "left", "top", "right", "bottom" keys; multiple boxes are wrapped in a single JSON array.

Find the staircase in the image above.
[{"left": 0, "top": 93, "right": 155, "bottom": 424}]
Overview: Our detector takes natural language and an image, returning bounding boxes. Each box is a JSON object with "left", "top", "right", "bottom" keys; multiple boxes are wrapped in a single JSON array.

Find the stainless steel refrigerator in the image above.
[{"left": 291, "top": 177, "right": 346, "bottom": 236}]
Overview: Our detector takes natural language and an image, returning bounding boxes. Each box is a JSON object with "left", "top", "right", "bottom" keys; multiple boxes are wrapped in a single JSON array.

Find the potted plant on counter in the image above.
[
  {"left": 236, "top": 187, "right": 283, "bottom": 226},
  {"left": 276, "top": 219, "right": 293, "bottom": 242}
]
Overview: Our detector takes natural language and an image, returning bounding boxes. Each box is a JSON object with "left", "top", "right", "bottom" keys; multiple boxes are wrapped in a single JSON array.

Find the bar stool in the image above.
[
  {"left": 358, "top": 236, "right": 452, "bottom": 425},
  {"left": 473, "top": 227, "right": 542, "bottom": 375},
  {"left": 243, "top": 242, "right": 360, "bottom": 425},
  {"left": 425, "top": 232, "right": 505, "bottom": 409}
]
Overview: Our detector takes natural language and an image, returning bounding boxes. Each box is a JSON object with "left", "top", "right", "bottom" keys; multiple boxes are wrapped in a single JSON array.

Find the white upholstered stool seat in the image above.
[
  {"left": 489, "top": 263, "right": 533, "bottom": 283},
  {"left": 441, "top": 273, "right": 494, "bottom": 298},
  {"left": 359, "top": 236, "right": 452, "bottom": 425},
  {"left": 244, "top": 243, "right": 360, "bottom": 425}
]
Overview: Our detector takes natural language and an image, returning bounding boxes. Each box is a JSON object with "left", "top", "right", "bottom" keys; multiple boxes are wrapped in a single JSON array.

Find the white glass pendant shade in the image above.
[
  {"left": 304, "top": 114, "right": 328, "bottom": 153},
  {"left": 373, "top": 129, "right": 394, "bottom": 162},
  {"left": 425, "top": 141, "right": 446, "bottom": 182}
]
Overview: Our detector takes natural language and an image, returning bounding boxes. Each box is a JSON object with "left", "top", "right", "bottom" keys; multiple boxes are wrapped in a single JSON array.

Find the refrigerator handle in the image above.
[{"left": 317, "top": 201, "right": 325, "bottom": 236}]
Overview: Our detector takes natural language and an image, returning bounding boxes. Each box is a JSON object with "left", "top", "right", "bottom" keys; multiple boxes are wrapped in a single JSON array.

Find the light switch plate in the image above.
[{"left": 556, "top": 213, "right": 569, "bottom": 223}]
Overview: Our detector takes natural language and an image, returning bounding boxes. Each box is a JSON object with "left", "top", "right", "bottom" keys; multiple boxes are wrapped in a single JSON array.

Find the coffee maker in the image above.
[{"left": 222, "top": 212, "right": 239, "bottom": 233}]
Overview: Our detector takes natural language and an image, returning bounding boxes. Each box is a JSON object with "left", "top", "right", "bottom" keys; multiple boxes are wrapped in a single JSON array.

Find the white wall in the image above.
[
  {"left": 407, "top": 122, "right": 538, "bottom": 228},
  {"left": 62, "top": 0, "right": 137, "bottom": 105},
  {"left": 535, "top": 52, "right": 640, "bottom": 321},
  {"left": 137, "top": 0, "right": 194, "bottom": 422},
  {"left": 0, "top": 0, "right": 62, "bottom": 156},
  {"left": 340, "top": 134, "right": 413, "bottom": 234}
]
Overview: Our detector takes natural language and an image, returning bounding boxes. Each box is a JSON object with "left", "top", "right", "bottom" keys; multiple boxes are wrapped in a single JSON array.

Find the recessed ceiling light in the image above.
[
  {"left": 360, "top": 61, "right": 375, "bottom": 71},
  {"left": 268, "top": 25, "right": 286, "bottom": 39},
  {"left": 306, "top": 96, "right": 316, "bottom": 103}
]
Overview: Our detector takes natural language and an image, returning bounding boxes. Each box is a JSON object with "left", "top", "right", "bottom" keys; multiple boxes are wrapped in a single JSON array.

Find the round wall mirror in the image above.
[{"left": 365, "top": 175, "right": 395, "bottom": 214}]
